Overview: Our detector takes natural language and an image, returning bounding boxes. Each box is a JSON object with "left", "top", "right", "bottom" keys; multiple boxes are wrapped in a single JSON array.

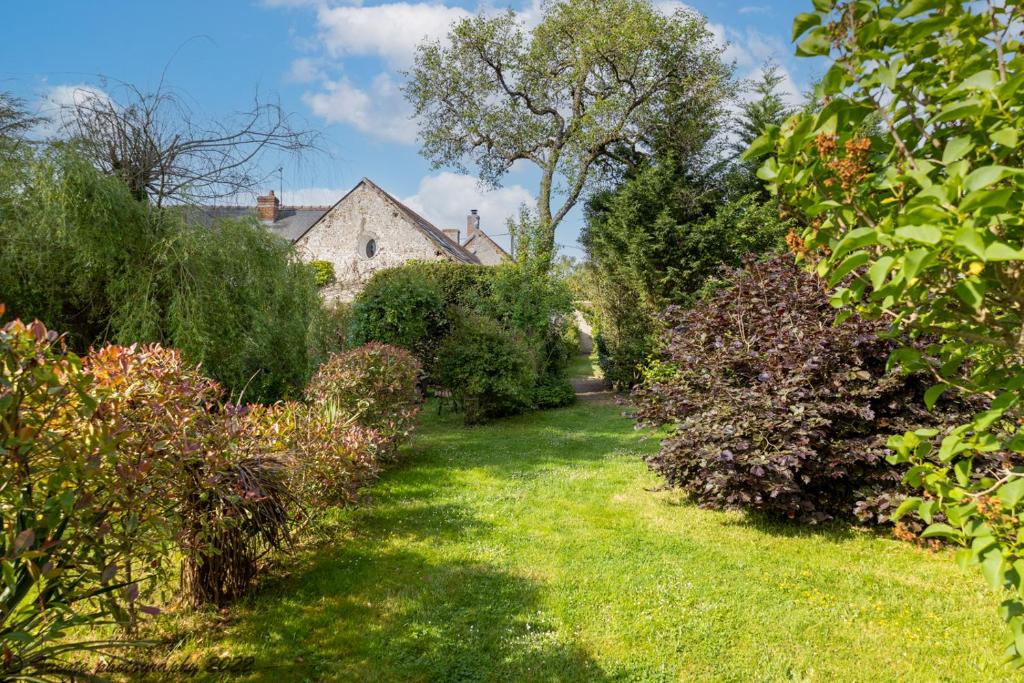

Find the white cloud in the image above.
[
  {"left": 287, "top": 57, "right": 325, "bottom": 83},
  {"left": 316, "top": 2, "right": 471, "bottom": 69},
  {"left": 738, "top": 6, "right": 769, "bottom": 14},
  {"left": 402, "top": 171, "right": 534, "bottom": 243},
  {"left": 302, "top": 72, "right": 416, "bottom": 144},
  {"left": 35, "top": 84, "right": 112, "bottom": 138}
]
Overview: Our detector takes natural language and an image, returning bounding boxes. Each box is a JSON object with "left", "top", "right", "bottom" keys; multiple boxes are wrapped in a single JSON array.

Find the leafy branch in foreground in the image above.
[{"left": 756, "top": 0, "right": 1024, "bottom": 664}]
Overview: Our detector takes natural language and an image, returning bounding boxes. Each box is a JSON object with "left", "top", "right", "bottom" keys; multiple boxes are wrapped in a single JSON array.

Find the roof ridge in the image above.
[
  {"left": 360, "top": 178, "right": 480, "bottom": 264},
  {"left": 464, "top": 230, "right": 512, "bottom": 259}
]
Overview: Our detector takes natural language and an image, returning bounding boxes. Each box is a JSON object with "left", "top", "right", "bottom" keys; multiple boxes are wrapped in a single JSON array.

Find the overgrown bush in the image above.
[
  {"left": 116, "top": 217, "right": 323, "bottom": 403},
  {"left": 349, "top": 267, "right": 447, "bottom": 363},
  {"left": 352, "top": 260, "right": 576, "bottom": 421},
  {"left": 305, "top": 343, "right": 422, "bottom": 456},
  {"left": 0, "top": 146, "right": 327, "bottom": 404},
  {"left": 86, "top": 344, "right": 293, "bottom": 608},
  {"left": 253, "top": 401, "right": 386, "bottom": 514},
  {"left": 634, "top": 256, "right": 975, "bottom": 523},
  {"left": 435, "top": 312, "right": 536, "bottom": 424}
]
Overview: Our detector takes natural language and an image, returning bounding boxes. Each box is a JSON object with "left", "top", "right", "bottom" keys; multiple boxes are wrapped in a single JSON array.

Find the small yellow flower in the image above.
[{"left": 967, "top": 261, "right": 984, "bottom": 276}]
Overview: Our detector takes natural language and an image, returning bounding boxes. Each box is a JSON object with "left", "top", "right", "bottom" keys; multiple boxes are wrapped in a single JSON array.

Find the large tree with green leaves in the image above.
[
  {"left": 757, "top": 0, "right": 1024, "bottom": 664},
  {"left": 404, "top": 0, "right": 730, "bottom": 267}
]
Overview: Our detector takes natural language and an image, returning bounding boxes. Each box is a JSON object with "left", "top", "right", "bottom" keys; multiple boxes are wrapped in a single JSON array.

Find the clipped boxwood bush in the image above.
[
  {"left": 633, "top": 255, "right": 977, "bottom": 524},
  {"left": 435, "top": 311, "right": 536, "bottom": 424}
]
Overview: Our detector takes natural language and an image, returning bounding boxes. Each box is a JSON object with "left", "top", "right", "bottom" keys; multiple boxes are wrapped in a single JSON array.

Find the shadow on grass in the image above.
[{"left": 183, "top": 542, "right": 611, "bottom": 682}]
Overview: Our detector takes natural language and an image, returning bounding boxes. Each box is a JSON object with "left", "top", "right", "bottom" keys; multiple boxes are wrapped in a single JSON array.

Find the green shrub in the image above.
[
  {"left": 305, "top": 343, "right": 422, "bottom": 456},
  {"left": 310, "top": 259, "right": 337, "bottom": 287},
  {"left": 307, "top": 301, "right": 353, "bottom": 369},
  {"left": 435, "top": 311, "right": 536, "bottom": 424},
  {"left": 633, "top": 256, "right": 981, "bottom": 524},
  {"left": 0, "top": 146, "right": 326, "bottom": 404},
  {"left": 349, "top": 268, "right": 447, "bottom": 363},
  {"left": 762, "top": 0, "right": 1024, "bottom": 661}
]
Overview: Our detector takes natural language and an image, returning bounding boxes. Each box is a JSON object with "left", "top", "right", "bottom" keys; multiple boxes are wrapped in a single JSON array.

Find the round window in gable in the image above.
[{"left": 365, "top": 238, "right": 378, "bottom": 258}]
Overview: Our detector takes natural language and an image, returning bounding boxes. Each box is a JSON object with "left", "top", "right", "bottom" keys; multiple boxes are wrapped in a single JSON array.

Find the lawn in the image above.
[{"left": 155, "top": 360, "right": 1009, "bottom": 682}]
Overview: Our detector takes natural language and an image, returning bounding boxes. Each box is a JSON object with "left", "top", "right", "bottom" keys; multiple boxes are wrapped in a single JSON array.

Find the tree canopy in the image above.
[{"left": 405, "top": 0, "right": 731, "bottom": 267}]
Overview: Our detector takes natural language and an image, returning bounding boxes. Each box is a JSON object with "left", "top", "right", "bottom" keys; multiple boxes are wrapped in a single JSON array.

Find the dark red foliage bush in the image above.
[{"left": 633, "top": 255, "right": 974, "bottom": 524}]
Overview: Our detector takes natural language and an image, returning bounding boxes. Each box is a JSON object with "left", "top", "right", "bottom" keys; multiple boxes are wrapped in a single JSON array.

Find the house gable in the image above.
[
  {"left": 293, "top": 179, "right": 477, "bottom": 301},
  {"left": 463, "top": 231, "right": 512, "bottom": 266}
]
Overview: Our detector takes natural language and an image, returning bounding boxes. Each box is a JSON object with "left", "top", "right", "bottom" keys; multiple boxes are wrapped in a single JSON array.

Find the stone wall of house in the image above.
[
  {"left": 295, "top": 183, "right": 452, "bottom": 302},
  {"left": 466, "top": 236, "right": 508, "bottom": 266}
]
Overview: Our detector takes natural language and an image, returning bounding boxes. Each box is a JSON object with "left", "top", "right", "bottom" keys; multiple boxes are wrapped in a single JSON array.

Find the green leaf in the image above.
[
  {"left": 891, "top": 496, "right": 921, "bottom": 521},
  {"left": 957, "top": 70, "right": 999, "bottom": 92},
  {"left": 895, "top": 224, "right": 942, "bottom": 244},
  {"left": 796, "top": 27, "right": 831, "bottom": 57},
  {"left": 964, "top": 165, "right": 1015, "bottom": 193},
  {"left": 921, "top": 523, "right": 961, "bottom": 541},
  {"left": 792, "top": 12, "right": 822, "bottom": 41},
  {"left": 868, "top": 256, "right": 895, "bottom": 290},
  {"left": 960, "top": 187, "right": 1014, "bottom": 213},
  {"left": 832, "top": 227, "right": 878, "bottom": 260},
  {"left": 828, "top": 253, "right": 870, "bottom": 286},
  {"left": 991, "top": 127, "right": 1018, "bottom": 148},
  {"left": 998, "top": 477, "right": 1024, "bottom": 508},
  {"left": 984, "top": 242, "right": 1024, "bottom": 262},
  {"left": 980, "top": 549, "right": 1006, "bottom": 590},
  {"left": 897, "top": 0, "right": 941, "bottom": 18},
  {"left": 953, "top": 225, "right": 986, "bottom": 258},
  {"left": 942, "top": 135, "right": 972, "bottom": 165},
  {"left": 923, "top": 383, "right": 948, "bottom": 409},
  {"left": 973, "top": 408, "right": 1005, "bottom": 431},
  {"left": 756, "top": 157, "right": 779, "bottom": 181},
  {"left": 954, "top": 458, "right": 972, "bottom": 486},
  {"left": 743, "top": 132, "right": 773, "bottom": 160},
  {"left": 953, "top": 278, "right": 986, "bottom": 310}
]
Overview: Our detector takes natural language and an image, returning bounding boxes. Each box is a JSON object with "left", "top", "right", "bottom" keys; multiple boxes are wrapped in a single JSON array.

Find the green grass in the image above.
[{"left": 157, "top": 363, "right": 1010, "bottom": 682}]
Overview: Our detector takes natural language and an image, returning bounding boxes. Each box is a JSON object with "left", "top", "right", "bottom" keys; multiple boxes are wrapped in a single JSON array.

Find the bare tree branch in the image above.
[{"left": 55, "top": 80, "right": 321, "bottom": 207}]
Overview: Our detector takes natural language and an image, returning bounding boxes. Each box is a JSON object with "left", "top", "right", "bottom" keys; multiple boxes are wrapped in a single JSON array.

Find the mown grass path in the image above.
[{"left": 174, "top": 357, "right": 1008, "bottom": 682}]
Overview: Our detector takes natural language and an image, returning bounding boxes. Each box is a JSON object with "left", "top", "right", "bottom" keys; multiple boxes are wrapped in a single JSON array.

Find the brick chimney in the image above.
[
  {"left": 443, "top": 228, "right": 461, "bottom": 245},
  {"left": 466, "top": 209, "right": 481, "bottom": 240},
  {"left": 257, "top": 190, "right": 279, "bottom": 222}
]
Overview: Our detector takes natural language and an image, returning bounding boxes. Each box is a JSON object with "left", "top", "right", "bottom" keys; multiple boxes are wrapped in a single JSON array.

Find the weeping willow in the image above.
[{"left": 0, "top": 144, "right": 325, "bottom": 403}]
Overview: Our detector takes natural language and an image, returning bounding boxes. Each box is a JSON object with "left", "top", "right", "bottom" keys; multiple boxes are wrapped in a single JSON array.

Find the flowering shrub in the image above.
[
  {"left": 1, "top": 316, "right": 131, "bottom": 679},
  {"left": 1, "top": 311, "right": 421, "bottom": 674},
  {"left": 85, "top": 344, "right": 292, "bottom": 608},
  {"left": 305, "top": 343, "right": 421, "bottom": 457},
  {"left": 633, "top": 256, "right": 977, "bottom": 523},
  {"left": 247, "top": 401, "right": 385, "bottom": 514}
]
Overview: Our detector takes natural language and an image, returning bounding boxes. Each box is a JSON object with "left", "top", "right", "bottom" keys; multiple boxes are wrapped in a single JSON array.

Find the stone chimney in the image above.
[
  {"left": 466, "top": 209, "right": 481, "bottom": 240},
  {"left": 443, "top": 228, "right": 461, "bottom": 245},
  {"left": 257, "top": 190, "right": 279, "bottom": 222}
]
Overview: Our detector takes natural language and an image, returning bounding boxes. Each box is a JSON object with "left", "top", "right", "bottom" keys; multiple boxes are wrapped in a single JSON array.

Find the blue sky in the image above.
[{"left": 3, "top": 0, "right": 822, "bottom": 257}]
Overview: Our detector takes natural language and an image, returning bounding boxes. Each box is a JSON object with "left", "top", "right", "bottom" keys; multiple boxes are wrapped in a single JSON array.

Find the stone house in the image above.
[{"left": 203, "top": 177, "right": 511, "bottom": 301}]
